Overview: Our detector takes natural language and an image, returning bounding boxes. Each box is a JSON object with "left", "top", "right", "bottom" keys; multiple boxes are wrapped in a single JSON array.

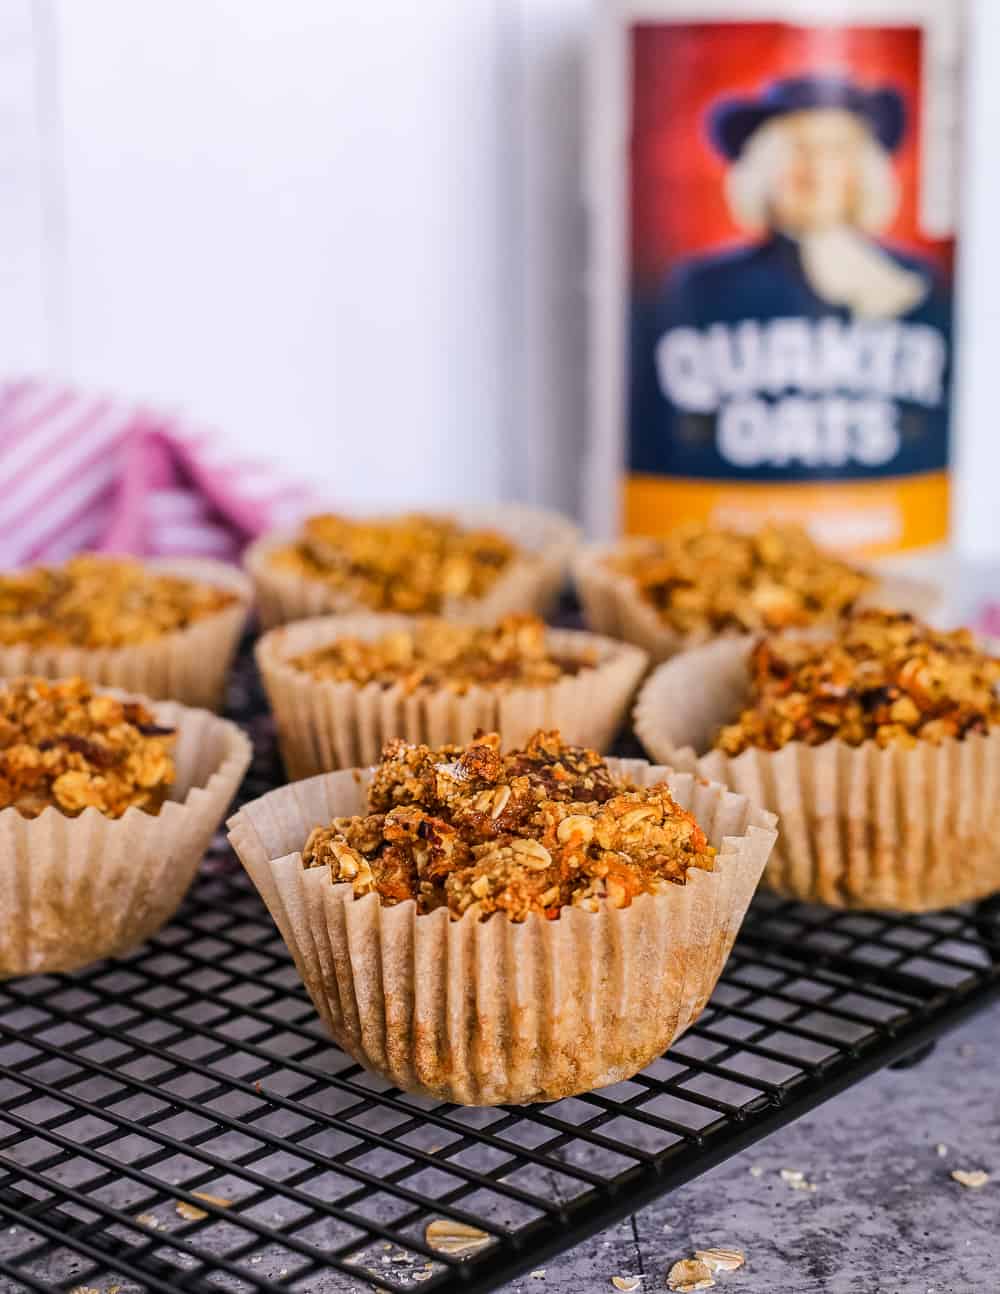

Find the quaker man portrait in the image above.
[
  {"left": 630, "top": 71, "right": 952, "bottom": 479},
  {"left": 704, "top": 71, "right": 934, "bottom": 319}
]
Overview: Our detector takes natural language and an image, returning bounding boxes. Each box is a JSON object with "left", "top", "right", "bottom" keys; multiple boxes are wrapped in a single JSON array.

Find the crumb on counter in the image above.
[
  {"left": 608, "top": 523, "right": 872, "bottom": 635},
  {"left": 0, "top": 556, "right": 237, "bottom": 648},
  {"left": 269, "top": 513, "right": 518, "bottom": 614},
  {"left": 0, "top": 677, "right": 175, "bottom": 818},
  {"left": 302, "top": 730, "right": 716, "bottom": 922},
  {"left": 715, "top": 609, "right": 1000, "bottom": 754},
  {"left": 289, "top": 614, "right": 593, "bottom": 693}
]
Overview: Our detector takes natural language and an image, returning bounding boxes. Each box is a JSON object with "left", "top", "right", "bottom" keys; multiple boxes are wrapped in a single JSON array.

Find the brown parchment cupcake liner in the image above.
[
  {"left": 634, "top": 636, "right": 1000, "bottom": 911},
  {"left": 573, "top": 541, "right": 942, "bottom": 664},
  {"left": 244, "top": 504, "right": 580, "bottom": 629},
  {"left": 0, "top": 558, "right": 252, "bottom": 710},
  {"left": 227, "top": 759, "right": 776, "bottom": 1105},
  {"left": 255, "top": 614, "right": 649, "bottom": 778},
  {"left": 0, "top": 695, "right": 252, "bottom": 979}
]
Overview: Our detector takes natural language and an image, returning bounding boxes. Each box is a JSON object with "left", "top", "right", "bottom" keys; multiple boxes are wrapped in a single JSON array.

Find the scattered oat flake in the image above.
[
  {"left": 951, "top": 1169, "right": 990, "bottom": 1189},
  {"left": 936, "top": 1144, "right": 948, "bottom": 1157},
  {"left": 748, "top": 1164, "right": 763, "bottom": 1178},
  {"left": 780, "top": 1168, "right": 816, "bottom": 1192},
  {"left": 694, "top": 1248, "right": 745, "bottom": 1274},
  {"left": 176, "top": 1192, "right": 232, "bottom": 1222},
  {"left": 667, "top": 1259, "right": 715, "bottom": 1292},
  {"left": 425, "top": 1218, "right": 491, "bottom": 1255},
  {"left": 69, "top": 1288, "right": 101, "bottom": 1294},
  {"left": 612, "top": 1278, "right": 641, "bottom": 1292},
  {"left": 134, "top": 1213, "right": 162, "bottom": 1230},
  {"left": 530, "top": 1272, "right": 546, "bottom": 1280}
]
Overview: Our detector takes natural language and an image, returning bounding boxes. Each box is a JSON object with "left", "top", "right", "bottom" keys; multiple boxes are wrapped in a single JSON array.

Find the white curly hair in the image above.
[{"left": 724, "top": 114, "right": 900, "bottom": 234}]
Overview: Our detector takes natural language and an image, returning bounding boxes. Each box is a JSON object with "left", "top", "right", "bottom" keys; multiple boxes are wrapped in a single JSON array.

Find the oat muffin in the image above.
[
  {"left": 244, "top": 504, "right": 579, "bottom": 629},
  {"left": 256, "top": 613, "right": 647, "bottom": 776},
  {"left": 635, "top": 610, "right": 1000, "bottom": 911},
  {"left": 228, "top": 732, "right": 776, "bottom": 1104},
  {"left": 302, "top": 730, "right": 717, "bottom": 921},
  {"left": 289, "top": 614, "right": 585, "bottom": 692},
  {"left": 0, "top": 555, "right": 251, "bottom": 709},
  {"left": 0, "top": 678, "right": 251, "bottom": 978},
  {"left": 0, "top": 677, "right": 175, "bottom": 818},
  {"left": 715, "top": 611, "right": 1000, "bottom": 755},
  {"left": 574, "top": 522, "right": 939, "bottom": 662}
]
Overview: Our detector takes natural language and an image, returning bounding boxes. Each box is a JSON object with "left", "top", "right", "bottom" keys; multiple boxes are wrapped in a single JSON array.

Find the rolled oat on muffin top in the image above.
[
  {"left": 0, "top": 555, "right": 238, "bottom": 649},
  {"left": 0, "top": 677, "right": 175, "bottom": 818},
  {"left": 715, "top": 609, "right": 1000, "bottom": 755},
  {"left": 609, "top": 522, "right": 873, "bottom": 635},
  {"left": 269, "top": 513, "right": 518, "bottom": 615},
  {"left": 288, "top": 614, "right": 595, "bottom": 693},
  {"left": 301, "top": 729, "right": 717, "bottom": 923}
]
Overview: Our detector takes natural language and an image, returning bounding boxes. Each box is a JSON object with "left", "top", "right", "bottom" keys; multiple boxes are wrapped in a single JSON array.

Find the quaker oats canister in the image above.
[{"left": 587, "top": 0, "right": 964, "bottom": 561}]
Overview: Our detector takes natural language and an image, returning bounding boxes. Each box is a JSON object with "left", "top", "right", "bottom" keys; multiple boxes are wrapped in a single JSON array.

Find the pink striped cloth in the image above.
[{"left": 0, "top": 378, "right": 321, "bottom": 567}]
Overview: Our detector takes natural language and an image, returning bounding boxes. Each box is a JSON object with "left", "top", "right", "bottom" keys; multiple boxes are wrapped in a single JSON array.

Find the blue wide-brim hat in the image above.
[{"left": 708, "top": 73, "right": 906, "bottom": 160}]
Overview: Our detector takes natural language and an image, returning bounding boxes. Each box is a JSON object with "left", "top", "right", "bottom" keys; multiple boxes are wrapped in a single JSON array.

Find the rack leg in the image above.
[{"left": 889, "top": 1041, "right": 938, "bottom": 1070}]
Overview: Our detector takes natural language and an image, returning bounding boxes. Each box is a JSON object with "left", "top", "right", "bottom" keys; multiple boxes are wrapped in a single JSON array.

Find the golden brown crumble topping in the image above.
[
  {"left": 289, "top": 614, "right": 592, "bottom": 693},
  {"left": 0, "top": 556, "right": 237, "bottom": 649},
  {"left": 302, "top": 730, "right": 716, "bottom": 921},
  {"left": 715, "top": 609, "right": 1000, "bottom": 754},
  {"left": 269, "top": 513, "right": 518, "bottom": 614},
  {"left": 0, "top": 677, "right": 175, "bottom": 818},
  {"left": 609, "top": 523, "right": 872, "bottom": 635}
]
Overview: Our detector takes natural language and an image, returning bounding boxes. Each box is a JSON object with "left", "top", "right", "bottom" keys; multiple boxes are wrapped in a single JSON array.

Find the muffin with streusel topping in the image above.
[
  {"left": 0, "top": 554, "right": 251, "bottom": 709},
  {"left": 228, "top": 730, "right": 776, "bottom": 1104},
  {"left": 0, "top": 676, "right": 251, "bottom": 978},
  {"left": 255, "top": 612, "right": 647, "bottom": 776},
  {"left": 574, "top": 522, "right": 938, "bottom": 662},
  {"left": 243, "top": 505, "right": 579, "bottom": 628},
  {"left": 0, "top": 676, "right": 175, "bottom": 818},
  {"left": 635, "top": 609, "right": 1000, "bottom": 910}
]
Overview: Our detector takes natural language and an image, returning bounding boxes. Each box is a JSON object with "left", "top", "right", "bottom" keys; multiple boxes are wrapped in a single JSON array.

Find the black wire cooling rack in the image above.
[{"left": 2, "top": 651, "right": 1000, "bottom": 1294}]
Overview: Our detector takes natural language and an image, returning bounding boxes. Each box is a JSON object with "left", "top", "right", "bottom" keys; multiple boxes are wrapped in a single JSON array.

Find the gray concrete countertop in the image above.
[{"left": 490, "top": 1006, "right": 999, "bottom": 1294}]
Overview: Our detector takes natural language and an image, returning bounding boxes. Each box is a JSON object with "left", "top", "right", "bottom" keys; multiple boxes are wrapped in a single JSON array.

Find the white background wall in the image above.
[{"left": 2, "top": 0, "right": 997, "bottom": 553}]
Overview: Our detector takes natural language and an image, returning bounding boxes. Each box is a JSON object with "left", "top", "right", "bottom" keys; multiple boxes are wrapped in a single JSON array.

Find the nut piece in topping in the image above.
[
  {"left": 0, "top": 677, "right": 175, "bottom": 819},
  {"left": 270, "top": 512, "right": 518, "bottom": 614},
  {"left": 424, "top": 1218, "right": 491, "bottom": 1255},
  {"left": 715, "top": 609, "right": 1000, "bottom": 755},
  {"left": 666, "top": 1258, "right": 716, "bottom": 1292},
  {"left": 0, "top": 555, "right": 236, "bottom": 648},
  {"left": 289, "top": 614, "right": 592, "bottom": 694},
  {"left": 609, "top": 522, "right": 871, "bottom": 636},
  {"left": 301, "top": 730, "right": 716, "bottom": 922},
  {"left": 694, "top": 1248, "right": 745, "bottom": 1273},
  {"left": 951, "top": 1169, "right": 990, "bottom": 1189}
]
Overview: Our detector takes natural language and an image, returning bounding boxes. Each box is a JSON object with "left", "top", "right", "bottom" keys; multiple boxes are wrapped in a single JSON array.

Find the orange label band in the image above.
[{"left": 623, "top": 471, "right": 950, "bottom": 559}]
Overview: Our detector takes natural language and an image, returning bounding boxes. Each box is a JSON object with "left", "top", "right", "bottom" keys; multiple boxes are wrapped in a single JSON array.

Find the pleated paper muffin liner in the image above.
[
  {"left": 255, "top": 614, "right": 649, "bottom": 778},
  {"left": 227, "top": 758, "right": 776, "bottom": 1105},
  {"left": 243, "top": 504, "right": 581, "bottom": 630},
  {"left": 634, "top": 636, "right": 1000, "bottom": 911},
  {"left": 0, "top": 558, "right": 253, "bottom": 710},
  {"left": 573, "top": 541, "right": 941, "bottom": 664},
  {"left": 0, "top": 696, "right": 252, "bottom": 979}
]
